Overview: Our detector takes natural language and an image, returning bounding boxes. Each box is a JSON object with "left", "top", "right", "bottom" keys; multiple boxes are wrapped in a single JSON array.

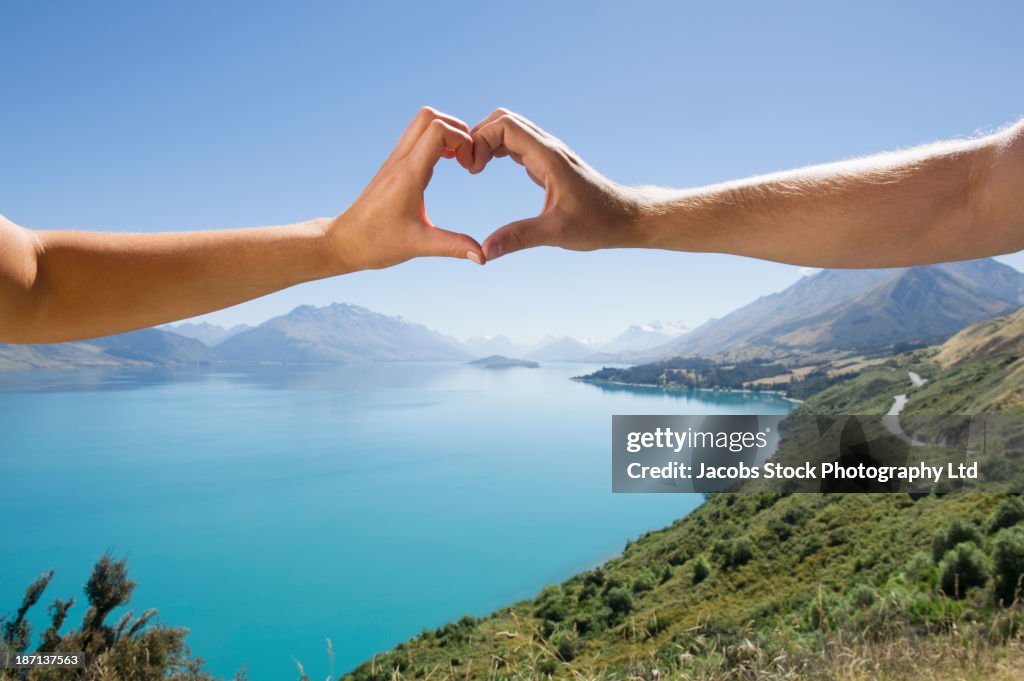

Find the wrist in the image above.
[
  {"left": 319, "top": 213, "right": 360, "bottom": 276},
  {"left": 617, "top": 185, "right": 677, "bottom": 249}
]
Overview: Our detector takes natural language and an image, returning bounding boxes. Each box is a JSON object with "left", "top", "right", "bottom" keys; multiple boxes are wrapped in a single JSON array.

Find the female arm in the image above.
[{"left": 0, "top": 107, "right": 484, "bottom": 344}]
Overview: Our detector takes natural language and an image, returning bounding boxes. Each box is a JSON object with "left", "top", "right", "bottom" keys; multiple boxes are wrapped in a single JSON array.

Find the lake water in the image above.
[{"left": 0, "top": 363, "right": 791, "bottom": 679}]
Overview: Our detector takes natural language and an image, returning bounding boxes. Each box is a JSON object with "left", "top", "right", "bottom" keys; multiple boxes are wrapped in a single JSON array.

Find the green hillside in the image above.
[{"left": 342, "top": 314, "right": 1024, "bottom": 681}]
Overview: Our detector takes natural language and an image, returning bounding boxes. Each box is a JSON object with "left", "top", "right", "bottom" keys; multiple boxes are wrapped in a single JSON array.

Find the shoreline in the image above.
[{"left": 575, "top": 376, "right": 804, "bottom": 404}]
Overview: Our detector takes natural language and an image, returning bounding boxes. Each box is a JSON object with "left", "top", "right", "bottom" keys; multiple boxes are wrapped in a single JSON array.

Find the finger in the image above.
[
  {"left": 407, "top": 119, "right": 474, "bottom": 186},
  {"left": 389, "top": 106, "right": 471, "bottom": 164},
  {"left": 418, "top": 226, "right": 486, "bottom": 265},
  {"left": 470, "top": 115, "right": 555, "bottom": 181},
  {"left": 470, "top": 107, "right": 548, "bottom": 138},
  {"left": 482, "top": 215, "right": 557, "bottom": 261}
]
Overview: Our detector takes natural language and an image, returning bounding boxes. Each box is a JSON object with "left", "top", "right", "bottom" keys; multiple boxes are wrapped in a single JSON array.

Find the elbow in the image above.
[{"left": 0, "top": 225, "right": 52, "bottom": 345}]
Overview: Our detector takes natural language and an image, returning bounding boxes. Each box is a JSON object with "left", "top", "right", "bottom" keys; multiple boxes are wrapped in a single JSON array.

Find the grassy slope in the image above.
[{"left": 342, "top": 314, "right": 1024, "bottom": 681}]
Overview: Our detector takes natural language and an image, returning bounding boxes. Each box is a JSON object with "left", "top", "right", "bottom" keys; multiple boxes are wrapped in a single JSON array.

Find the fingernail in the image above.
[
  {"left": 492, "top": 242, "right": 503, "bottom": 259},
  {"left": 466, "top": 250, "right": 483, "bottom": 265}
]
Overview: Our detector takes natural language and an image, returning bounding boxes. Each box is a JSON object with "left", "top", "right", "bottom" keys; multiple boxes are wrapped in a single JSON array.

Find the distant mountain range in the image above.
[
  {"left": 162, "top": 321, "right": 251, "bottom": 346},
  {"left": 525, "top": 336, "right": 595, "bottom": 362},
  {"left": 0, "top": 258, "right": 1019, "bottom": 370},
  {"left": 463, "top": 322, "right": 690, "bottom": 361},
  {"left": 0, "top": 328, "right": 216, "bottom": 370},
  {"left": 653, "top": 258, "right": 1024, "bottom": 358},
  {"left": 214, "top": 303, "right": 469, "bottom": 363},
  {"left": 463, "top": 335, "right": 532, "bottom": 358},
  {"left": 597, "top": 321, "right": 690, "bottom": 354}
]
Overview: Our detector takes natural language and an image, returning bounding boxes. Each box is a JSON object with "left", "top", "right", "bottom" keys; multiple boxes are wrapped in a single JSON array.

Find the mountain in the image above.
[
  {"left": 215, "top": 302, "right": 470, "bottom": 363},
  {"left": 525, "top": 336, "right": 594, "bottom": 362},
  {"left": 342, "top": 322, "right": 1024, "bottom": 681},
  {"left": 596, "top": 321, "right": 689, "bottom": 354},
  {"left": 935, "top": 307, "right": 1024, "bottom": 368},
  {"left": 464, "top": 323, "right": 688, "bottom": 362},
  {"left": 163, "top": 321, "right": 251, "bottom": 346},
  {"left": 89, "top": 328, "right": 219, "bottom": 364},
  {"left": 0, "top": 328, "right": 217, "bottom": 370},
  {"left": 658, "top": 258, "right": 1024, "bottom": 356},
  {"left": 463, "top": 335, "right": 531, "bottom": 358}
]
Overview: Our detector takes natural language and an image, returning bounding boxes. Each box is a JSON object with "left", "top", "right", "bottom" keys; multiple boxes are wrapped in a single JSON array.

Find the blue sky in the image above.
[{"left": 2, "top": 1, "right": 1022, "bottom": 343}]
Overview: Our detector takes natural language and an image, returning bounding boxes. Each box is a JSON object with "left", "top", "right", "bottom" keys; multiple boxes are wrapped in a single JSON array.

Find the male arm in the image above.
[{"left": 470, "top": 110, "right": 1024, "bottom": 268}]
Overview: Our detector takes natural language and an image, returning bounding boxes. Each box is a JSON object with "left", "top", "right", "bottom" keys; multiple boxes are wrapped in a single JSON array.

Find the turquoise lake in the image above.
[{"left": 0, "top": 363, "right": 791, "bottom": 679}]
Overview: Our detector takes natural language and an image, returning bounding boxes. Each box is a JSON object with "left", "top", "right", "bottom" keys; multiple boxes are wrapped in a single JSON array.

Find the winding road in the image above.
[{"left": 884, "top": 371, "right": 929, "bottom": 446}]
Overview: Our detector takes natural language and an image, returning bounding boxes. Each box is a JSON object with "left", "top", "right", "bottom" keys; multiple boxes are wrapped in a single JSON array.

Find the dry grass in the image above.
[{"left": 329, "top": 612, "right": 1024, "bottom": 681}]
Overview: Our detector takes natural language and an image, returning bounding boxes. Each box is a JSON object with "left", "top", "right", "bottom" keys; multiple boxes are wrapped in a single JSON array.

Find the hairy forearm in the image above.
[
  {"left": 3, "top": 218, "right": 342, "bottom": 344},
  {"left": 633, "top": 122, "right": 1024, "bottom": 267}
]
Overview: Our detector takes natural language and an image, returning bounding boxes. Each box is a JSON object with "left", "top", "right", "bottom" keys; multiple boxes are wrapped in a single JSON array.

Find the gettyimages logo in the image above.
[{"left": 612, "top": 414, "right": 1020, "bottom": 494}]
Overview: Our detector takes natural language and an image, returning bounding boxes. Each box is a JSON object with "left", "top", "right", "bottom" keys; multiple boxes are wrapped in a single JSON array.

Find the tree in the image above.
[
  {"left": 932, "top": 519, "right": 983, "bottom": 563},
  {"left": 939, "top": 543, "right": 989, "bottom": 599},
  {"left": 992, "top": 526, "right": 1024, "bottom": 606},
  {"left": 988, "top": 496, "right": 1024, "bottom": 535}
]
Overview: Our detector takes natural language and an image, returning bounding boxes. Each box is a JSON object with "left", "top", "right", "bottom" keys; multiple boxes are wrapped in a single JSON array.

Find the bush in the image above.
[
  {"left": 552, "top": 630, "right": 578, "bottom": 662},
  {"left": 905, "top": 551, "right": 938, "bottom": 589},
  {"left": 711, "top": 539, "right": 732, "bottom": 564},
  {"left": 692, "top": 557, "right": 711, "bottom": 585},
  {"left": 939, "top": 543, "right": 990, "bottom": 598},
  {"left": 0, "top": 555, "right": 227, "bottom": 680},
  {"left": 849, "top": 583, "right": 877, "bottom": 609},
  {"left": 988, "top": 496, "right": 1024, "bottom": 534},
  {"left": 729, "top": 536, "right": 754, "bottom": 567},
  {"left": 992, "top": 526, "right": 1024, "bottom": 606},
  {"left": 932, "top": 518, "right": 984, "bottom": 563},
  {"left": 632, "top": 571, "right": 655, "bottom": 594},
  {"left": 659, "top": 564, "right": 673, "bottom": 584},
  {"left": 605, "top": 587, "right": 633, "bottom": 615},
  {"left": 534, "top": 585, "right": 567, "bottom": 623},
  {"left": 583, "top": 568, "right": 605, "bottom": 587}
]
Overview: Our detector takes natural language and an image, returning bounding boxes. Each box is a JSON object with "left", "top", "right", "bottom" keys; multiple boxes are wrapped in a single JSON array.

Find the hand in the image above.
[
  {"left": 469, "top": 109, "right": 643, "bottom": 260},
  {"left": 327, "top": 107, "right": 486, "bottom": 272}
]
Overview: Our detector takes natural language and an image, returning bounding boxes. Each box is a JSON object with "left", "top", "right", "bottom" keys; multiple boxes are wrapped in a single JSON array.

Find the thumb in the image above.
[
  {"left": 482, "top": 215, "right": 554, "bottom": 261},
  {"left": 420, "top": 226, "right": 486, "bottom": 265}
]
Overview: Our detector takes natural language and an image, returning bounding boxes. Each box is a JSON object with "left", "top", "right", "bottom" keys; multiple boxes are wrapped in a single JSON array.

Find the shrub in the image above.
[
  {"left": 667, "top": 551, "right": 687, "bottom": 566},
  {"left": 992, "top": 526, "right": 1024, "bottom": 606},
  {"left": 552, "top": 629, "right": 578, "bottom": 662},
  {"left": 729, "top": 536, "right": 754, "bottom": 567},
  {"left": 632, "top": 571, "right": 655, "bottom": 594},
  {"left": 534, "top": 585, "right": 568, "bottom": 623},
  {"left": 799, "top": 534, "right": 825, "bottom": 559},
  {"left": 0, "top": 555, "right": 227, "bottom": 680},
  {"left": 711, "top": 539, "right": 732, "bottom": 564},
  {"left": 659, "top": 564, "right": 673, "bottom": 584},
  {"left": 849, "top": 583, "right": 877, "bottom": 609},
  {"left": 605, "top": 587, "right": 633, "bottom": 615},
  {"left": 603, "top": 574, "right": 625, "bottom": 592},
  {"left": 932, "top": 518, "right": 983, "bottom": 563},
  {"left": 692, "top": 557, "right": 711, "bottom": 584},
  {"left": 939, "top": 542, "right": 990, "bottom": 598},
  {"left": 905, "top": 551, "right": 938, "bottom": 589},
  {"left": 988, "top": 496, "right": 1024, "bottom": 534}
]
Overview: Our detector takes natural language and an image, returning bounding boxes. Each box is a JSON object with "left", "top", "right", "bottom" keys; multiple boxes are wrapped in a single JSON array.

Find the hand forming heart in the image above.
[{"left": 324, "top": 107, "right": 645, "bottom": 274}]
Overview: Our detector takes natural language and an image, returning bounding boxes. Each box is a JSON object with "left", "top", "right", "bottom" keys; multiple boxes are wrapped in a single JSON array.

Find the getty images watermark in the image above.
[{"left": 612, "top": 414, "right": 1024, "bottom": 494}]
